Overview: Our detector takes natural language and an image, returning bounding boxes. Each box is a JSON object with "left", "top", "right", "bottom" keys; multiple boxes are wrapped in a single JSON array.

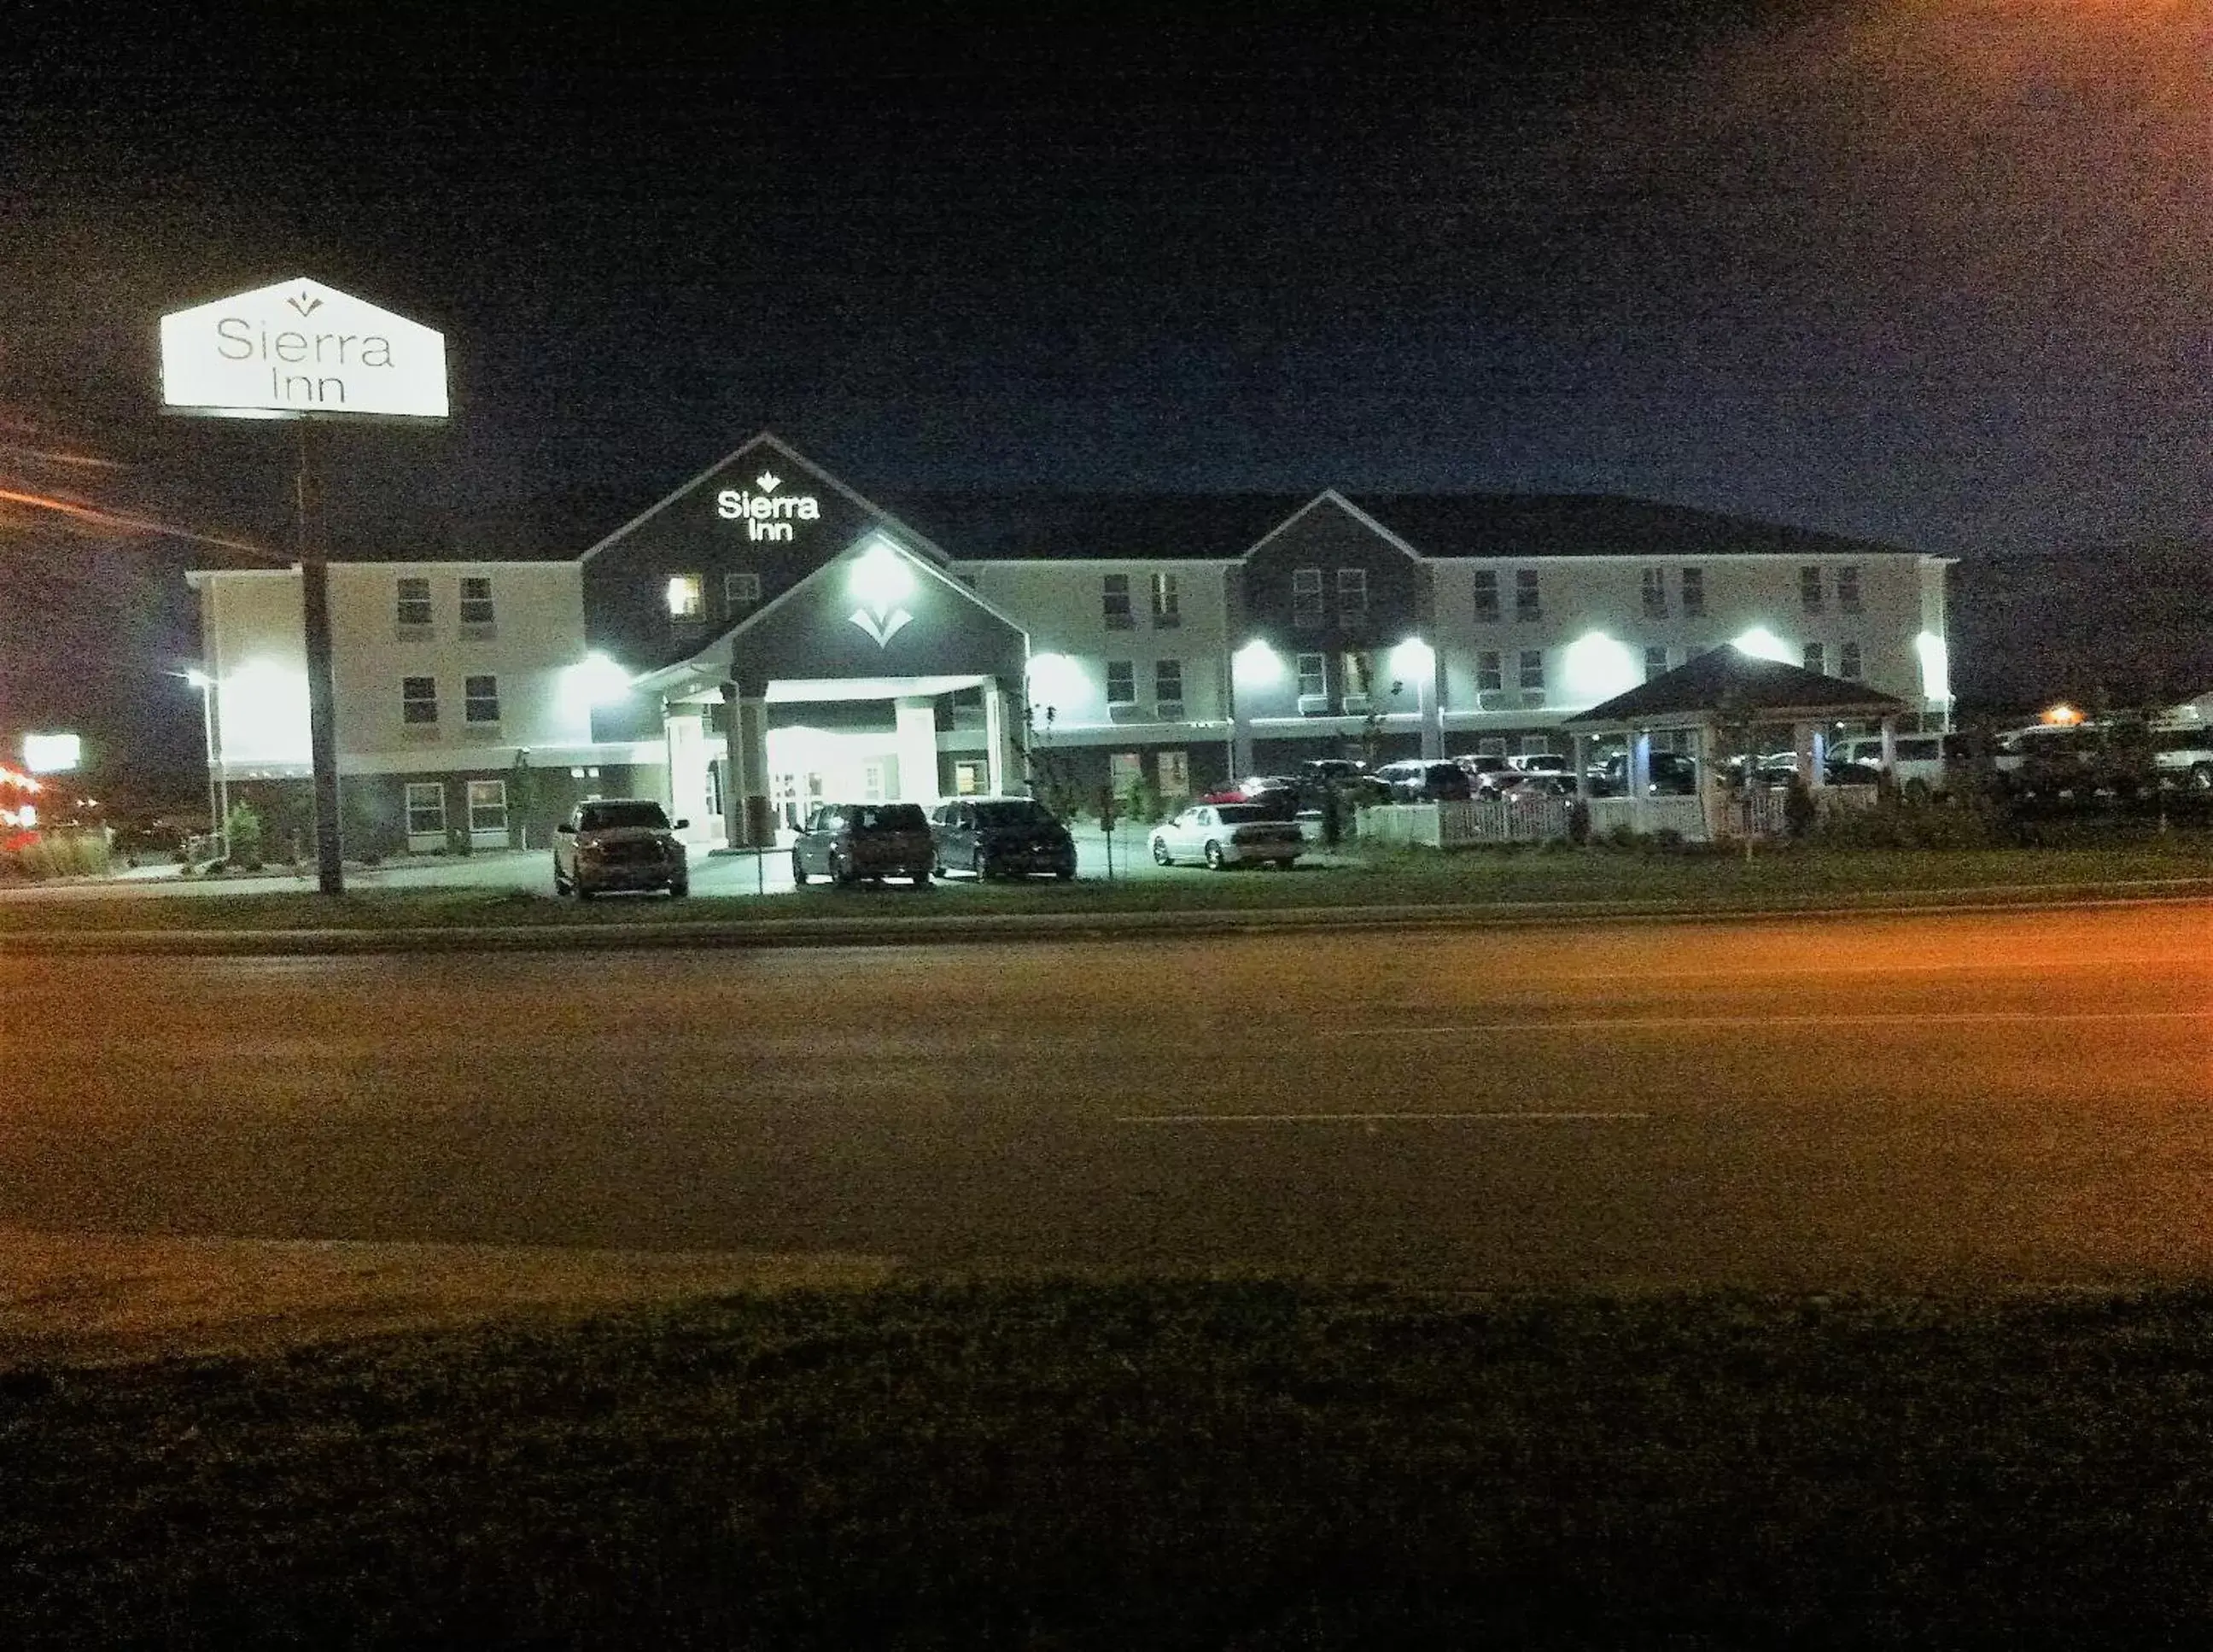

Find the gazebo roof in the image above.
[{"left": 1563, "top": 645, "right": 1912, "bottom": 727}]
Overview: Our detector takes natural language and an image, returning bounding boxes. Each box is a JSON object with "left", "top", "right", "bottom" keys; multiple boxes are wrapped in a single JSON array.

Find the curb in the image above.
[{"left": 4, "top": 883, "right": 2211, "bottom": 956}]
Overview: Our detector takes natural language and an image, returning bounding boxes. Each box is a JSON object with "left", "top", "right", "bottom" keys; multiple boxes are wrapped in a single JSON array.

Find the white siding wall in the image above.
[
  {"left": 193, "top": 562, "right": 602, "bottom": 778},
  {"left": 962, "top": 560, "right": 1233, "bottom": 734}
]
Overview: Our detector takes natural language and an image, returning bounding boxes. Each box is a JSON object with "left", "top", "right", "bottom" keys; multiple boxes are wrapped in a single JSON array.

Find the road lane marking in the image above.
[
  {"left": 1114, "top": 1112, "right": 1650, "bottom": 1124},
  {"left": 1326, "top": 1011, "right": 2213, "bottom": 1036}
]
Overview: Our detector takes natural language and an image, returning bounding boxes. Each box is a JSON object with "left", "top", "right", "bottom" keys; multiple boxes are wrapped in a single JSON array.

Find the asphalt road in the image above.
[{"left": 7, "top": 902, "right": 2210, "bottom": 1287}]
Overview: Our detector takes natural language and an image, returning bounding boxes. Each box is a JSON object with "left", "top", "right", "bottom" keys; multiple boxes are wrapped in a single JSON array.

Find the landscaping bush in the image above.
[
  {"left": 225, "top": 801, "right": 265, "bottom": 870},
  {"left": 0, "top": 830, "right": 112, "bottom": 882}
]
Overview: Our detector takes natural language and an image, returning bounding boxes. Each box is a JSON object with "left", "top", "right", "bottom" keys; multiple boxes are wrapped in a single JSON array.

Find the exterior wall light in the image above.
[
  {"left": 1562, "top": 631, "right": 1638, "bottom": 703},
  {"left": 1232, "top": 639, "right": 1282, "bottom": 686},
  {"left": 1389, "top": 637, "right": 1434, "bottom": 679},
  {"left": 849, "top": 540, "right": 915, "bottom": 611},
  {"left": 1731, "top": 627, "right": 1795, "bottom": 664}
]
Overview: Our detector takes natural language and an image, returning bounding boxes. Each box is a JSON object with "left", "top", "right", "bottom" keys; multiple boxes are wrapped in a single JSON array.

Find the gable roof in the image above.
[{"left": 1564, "top": 645, "right": 1912, "bottom": 727}]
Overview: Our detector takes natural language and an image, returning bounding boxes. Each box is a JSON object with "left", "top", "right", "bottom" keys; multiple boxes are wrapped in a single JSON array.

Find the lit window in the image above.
[
  {"left": 1156, "top": 749, "right": 1189, "bottom": 796},
  {"left": 401, "top": 676, "right": 437, "bottom": 725},
  {"left": 404, "top": 782, "right": 444, "bottom": 836},
  {"left": 1472, "top": 569, "right": 1500, "bottom": 623},
  {"left": 466, "top": 779, "right": 507, "bottom": 834},
  {"left": 1640, "top": 568, "right": 1667, "bottom": 619},
  {"left": 1150, "top": 572, "right": 1180, "bottom": 628},
  {"left": 1514, "top": 569, "right": 1541, "bottom": 622},
  {"left": 396, "top": 576, "right": 433, "bottom": 630},
  {"left": 1106, "top": 660, "right": 1136, "bottom": 704},
  {"left": 1839, "top": 641, "right": 1863, "bottom": 680},
  {"left": 1102, "top": 573, "right": 1134, "bottom": 629},
  {"left": 1644, "top": 645, "right": 1669, "bottom": 680},
  {"left": 1679, "top": 567, "right": 1706, "bottom": 618},
  {"left": 464, "top": 674, "right": 500, "bottom": 724},
  {"left": 1837, "top": 565, "right": 1862, "bottom": 615},
  {"left": 1518, "top": 650, "right": 1545, "bottom": 692},
  {"left": 1801, "top": 565, "right": 1825, "bottom": 613},
  {"left": 1296, "top": 652, "right": 1327, "bottom": 698},
  {"left": 725, "top": 569, "right": 762, "bottom": 610},
  {"left": 1803, "top": 643, "right": 1825, "bottom": 675},
  {"left": 1153, "top": 658, "right": 1183, "bottom": 705},
  {"left": 458, "top": 575, "right": 494, "bottom": 628},
  {"left": 667, "top": 574, "right": 704, "bottom": 619},
  {"left": 1476, "top": 651, "right": 1503, "bottom": 692},
  {"left": 1336, "top": 568, "right": 1368, "bottom": 623},
  {"left": 1293, "top": 568, "right": 1324, "bottom": 629}
]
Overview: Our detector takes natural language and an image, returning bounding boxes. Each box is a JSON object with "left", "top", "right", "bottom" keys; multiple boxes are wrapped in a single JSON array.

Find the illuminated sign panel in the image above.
[
  {"left": 715, "top": 470, "right": 820, "bottom": 542},
  {"left": 160, "top": 277, "right": 448, "bottom": 419},
  {"left": 21, "top": 733, "right": 80, "bottom": 773}
]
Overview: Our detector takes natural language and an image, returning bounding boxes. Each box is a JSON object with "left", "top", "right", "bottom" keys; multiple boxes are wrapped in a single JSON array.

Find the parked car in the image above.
[
  {"left": 1829, "top": 733, "right": 1959, "bottom": 794},
  {"left": 1199, "top": 775, "right": 1301, "bottom": 818},
  {"left": 791, "top": 802, "right": 935, "bottom": 886},
  {"left": 552, "top": 799, "right": 689, "bottom": 898},
  {"left": 929, "top": 796, "right": 1077, "bottom": 879},
  {"left": 1504, "top": 752, "right": 1571, "bottom": 775},
  {"left": 2152, "top": 721, "right": 2213, "bottom": 792},
  {"left": 1149, "top": 803, "right": 1303, "bottom": 869},
  {"left": 1375, "top": 759, "right": 1474, "bottom": 801},
  {"left": 1299, "top": 758, "right": 1368, "bottom": 785},
  {"left": 1493, "top": 772, "right": 1578, "bottom": 799},
  {"left": 1593, "top": 751, "right": 1699, "bottom": 797}
]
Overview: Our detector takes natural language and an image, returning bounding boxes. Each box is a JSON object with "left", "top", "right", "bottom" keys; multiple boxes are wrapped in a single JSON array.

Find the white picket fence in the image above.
[{"left": 1358, "top": 785, "right": 1881, "bottom": 849}]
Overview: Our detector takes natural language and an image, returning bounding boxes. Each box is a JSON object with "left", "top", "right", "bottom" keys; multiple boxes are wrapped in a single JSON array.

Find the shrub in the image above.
[
  {"left": 1567, "top": 798, "right": 1592, "bottom": 846},
  {"left": 225, "top": 801, "right": 264, "bottom": 869},
  {"left": 0, "top": 830, "right": 112, "bottom": 882}
]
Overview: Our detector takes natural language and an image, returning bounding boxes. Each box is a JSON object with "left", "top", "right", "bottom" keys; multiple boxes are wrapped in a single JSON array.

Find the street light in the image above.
[{"left": 177, "top": 667, "right": 228, "bottom": 858}]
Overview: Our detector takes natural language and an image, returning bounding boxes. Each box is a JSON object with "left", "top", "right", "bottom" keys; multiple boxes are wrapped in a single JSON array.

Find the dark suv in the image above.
[
  {"left": 929, "top": 797, "right": 1077, "bottom": 880},
  {"left": 552, "top": 799, "right": 688, "bottom": 898},
  {"left": 791, "top": 803, "right": 935, "bottom": 887}
]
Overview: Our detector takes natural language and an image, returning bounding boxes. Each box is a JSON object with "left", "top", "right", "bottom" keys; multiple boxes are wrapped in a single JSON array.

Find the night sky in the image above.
[{"left": 2, "top": 2, "right": 2206, "bottom": 794}]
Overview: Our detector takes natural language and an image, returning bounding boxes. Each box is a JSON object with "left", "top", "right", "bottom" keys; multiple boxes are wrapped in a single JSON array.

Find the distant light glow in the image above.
[
  {"left": 22, "top": 733, "right": 81, "bottom": 774},
  {"left": 1732, "top": 627, "right": 1796, "bottom": 664},
  {"left": 1562, "top": 632, "right": 1639, "bottom": 703},
  {"left": 2042, "top": 702, "right": 2085, "bottom": 727},
  {"left": 666, "top": 575, "right": 704, "bottom": 618},
  {"left": 1232, "top": 639, "right": 1282, "bottom": 686}
]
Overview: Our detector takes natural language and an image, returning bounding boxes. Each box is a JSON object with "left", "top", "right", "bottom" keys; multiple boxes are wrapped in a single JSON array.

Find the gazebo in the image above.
[{"left": 1562, "top": 645, "right": 1913, "bottom": 839}]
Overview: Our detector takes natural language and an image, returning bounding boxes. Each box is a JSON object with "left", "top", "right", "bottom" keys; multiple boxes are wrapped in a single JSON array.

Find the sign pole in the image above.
[{"left": 295, "top": 421, "right": 345, "bottom": 896}]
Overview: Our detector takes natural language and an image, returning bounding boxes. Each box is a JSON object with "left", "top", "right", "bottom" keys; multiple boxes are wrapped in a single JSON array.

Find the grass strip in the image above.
[
  {"left": 9, "top": 1279, "right": 2213, "bottom": 1648},
  {"left": 3, "top": 844, "right": 2211, "bottom": 933}
]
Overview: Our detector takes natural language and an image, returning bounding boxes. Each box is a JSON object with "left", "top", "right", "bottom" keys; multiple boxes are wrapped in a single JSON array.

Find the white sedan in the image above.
[{"left": 1149, "top": 803, "right": 1304, "bottom": 870}]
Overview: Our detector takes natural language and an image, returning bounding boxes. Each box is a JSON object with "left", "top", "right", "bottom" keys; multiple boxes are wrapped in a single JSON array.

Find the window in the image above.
[
  {"left": 1105, "top": 660, "right": 1136, "bottom": 704},
  {"left": 464, "top": 674, "right": 500, "bottom": 723},
  {"left": 1336, "top": 567, "right": 1368, "bottom": 623},
  {"left": 1340, "top": 651, "right": 1374, "bottom": 698},
  {"left": 1839, "top": 641, "right": 1863, "bottom": 680},
  {"left": 1102, "top": 573, "right": 1134, "bottom": 629},
  {"left": 1109, "top": 750, "right": 1143, "bottom": 792},
  {"left": 1514, "top": 569, "right": 1541, "bottom": 622},
  {"left": 1803, "top": 643, "right": 1826, "bottom": 675},
  {"left": 1150, "top": 572, "right": 1180, "bottom": 628},
  {"left": 466, "top": 779, "right": 507, "bottom": 834},
  {"left": 1836, "top": 565, "right": 1862, "bottom": 615},
  {"left": 1293, "top": 567, "right": 1324, "bottom": 628},
  {"left": 1518, "top": 650, "right": 1545, "bottom": 692},
  {"left": 725, "top": 569, "right": 762, "bottom": 610},
  {"left": 396, "top": 576, "right": 432, "bottom": 630},
  {"left": 1296, "top": 652, "right": 1327, "bottom": 698},
  {"left": 1156, "top": 749, "right": 1189, "bottom": 796},
  {"left": 404, "top": 782, "right": 445, "bottom": 836},
  {"left": 401, "top": 675, "right": 438, "bottom": 725},
  {"left": 667, "top": 573, "right": 704, "bottom": 619},
  {"left": 1679, "top": 567, "right": 1706, "bottom": 618},
  {"left": 1476, "top": 651, "right": 1503, "bottom": 692},
  {"left": 1640, "top": 568, "right": 1667, "bottom": 619},
  {"left": 1644, "top": 645, "right": 1669, "bottom": 680},
  {"left": 458, "top": 576, "right": 494, "bottom": 628},
  {"left": 953, "top": 760, "right": 988, "bottom": 796},
  {"left": 1801, "top": 565, "right": 1825, "bottom": 614},
  {"left": 1472, "top": 569, "right": 1500, "bottom": 623},
  {"left": 1153, "top": 658, "right": 1183, "bottom": 705}
]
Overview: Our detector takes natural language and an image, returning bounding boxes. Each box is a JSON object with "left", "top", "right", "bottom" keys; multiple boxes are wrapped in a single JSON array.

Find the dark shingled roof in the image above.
[
  {"left": 886, "top": 490, "right": 1921, "bottom": 563},
  {"left": 1564, "top": 645, "right": 1912, "bottom": 726}
]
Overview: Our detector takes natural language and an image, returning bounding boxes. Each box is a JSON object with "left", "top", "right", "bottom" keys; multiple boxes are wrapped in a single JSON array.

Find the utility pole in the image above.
[{"left": 295, "top": 422, "right": 345, "bottom": 895}]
